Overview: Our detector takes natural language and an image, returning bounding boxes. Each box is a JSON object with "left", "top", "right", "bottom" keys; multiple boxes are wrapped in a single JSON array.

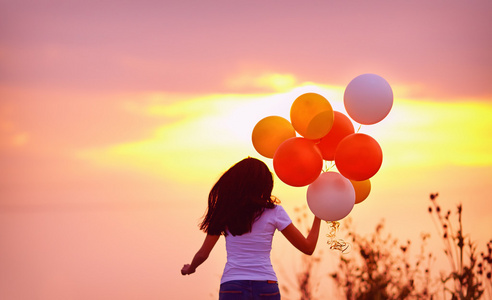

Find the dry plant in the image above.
[
  {"left": 282, "top": 194, "right": 491, "bottom": 299},
  {"left": 477, "top": 240, "right": 491, "bottom": 298},
  {"left": 330, "top": 193, "right": 490, "bottom": 300},
  {"left": 330, "top": 218, "right": 436, "bottom": 299},
  {"left": 428, "top": 193, "right": 489, "bottom": 299}
]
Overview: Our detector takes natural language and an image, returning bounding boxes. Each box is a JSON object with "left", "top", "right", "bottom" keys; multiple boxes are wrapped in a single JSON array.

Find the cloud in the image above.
[{"left": 225, "top": 72, "right": 297, "bottom": 93}]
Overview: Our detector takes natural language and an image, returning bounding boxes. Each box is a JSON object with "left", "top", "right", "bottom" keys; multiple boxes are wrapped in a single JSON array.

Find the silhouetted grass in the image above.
[
  {"left": 428, "top": 193, "right": 489, "bottom": 299},
  {"left": 285, "top": 194, "right": 491, "bottom": 299}
]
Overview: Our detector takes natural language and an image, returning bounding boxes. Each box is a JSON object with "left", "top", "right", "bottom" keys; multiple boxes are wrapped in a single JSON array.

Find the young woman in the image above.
[{"left": 181, "top": 157, "right": 321, "bottom": 299}]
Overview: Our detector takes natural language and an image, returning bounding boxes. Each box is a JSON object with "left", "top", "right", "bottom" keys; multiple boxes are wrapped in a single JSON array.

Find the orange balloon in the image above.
[
  {"left": 252, "top": 116, "right": 296, "bottom": 158},
  {"left": 273, "top": 137, "right": 323, "bottom": 187},
  {"left": 350, "top": 179, "right": 371, "bottom": 204},
  {"left": 317, "top": 111, "right": 355, "bottom": 161},
  {"left": 290, "top": 93, "right": 334, "bottom": 140},
  {"left": 335, "top": 133, "right": 382, "bottom": 181}
]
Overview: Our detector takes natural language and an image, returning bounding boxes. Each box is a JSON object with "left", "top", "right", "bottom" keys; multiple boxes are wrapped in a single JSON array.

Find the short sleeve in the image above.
[{"left": 275, "top": 205, "right": 292, "bottom": 231}]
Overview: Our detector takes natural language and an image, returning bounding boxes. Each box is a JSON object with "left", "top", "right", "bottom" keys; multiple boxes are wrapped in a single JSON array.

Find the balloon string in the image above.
[
  {"left": 326, "top": 221, "right": 350, "bottom": 253},
  {"left": 323, "top": 161, "right": 335, "bottom": 172},
  {"left": 356, "top": 124, "right": 362, "bottom": 133}
]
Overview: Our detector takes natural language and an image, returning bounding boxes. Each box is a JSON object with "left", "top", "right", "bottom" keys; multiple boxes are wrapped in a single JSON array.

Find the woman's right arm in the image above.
[
  {"left": 181, "top": 234, "right": 220, "bottom": 275},
  {"left": 281, "top": 216, "right": 321, "bottom": 255}
]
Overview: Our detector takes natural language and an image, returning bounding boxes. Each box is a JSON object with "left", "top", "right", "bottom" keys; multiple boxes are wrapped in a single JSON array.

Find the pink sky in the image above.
[
  {"left": 2, "top": 1, "right": 491, "bottom": 98},
  {"left": 1, "top": 1, "right": 492, "bottom": 299}
]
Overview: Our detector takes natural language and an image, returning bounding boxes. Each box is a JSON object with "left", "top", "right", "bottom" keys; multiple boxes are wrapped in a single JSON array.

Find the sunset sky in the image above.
[{"left": 1, "top": 1, "right": 491, "bottom": 299}]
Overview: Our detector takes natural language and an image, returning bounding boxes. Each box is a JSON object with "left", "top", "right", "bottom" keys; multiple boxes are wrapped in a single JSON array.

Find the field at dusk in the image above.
[{"left": 1, "top": 1, "right": 491, "bottom": 299}]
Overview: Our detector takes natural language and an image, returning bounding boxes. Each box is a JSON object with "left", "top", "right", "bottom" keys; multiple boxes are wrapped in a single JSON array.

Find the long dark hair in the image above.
[{"left": 199, "top": 157, "right": 279, "bottom": 236}]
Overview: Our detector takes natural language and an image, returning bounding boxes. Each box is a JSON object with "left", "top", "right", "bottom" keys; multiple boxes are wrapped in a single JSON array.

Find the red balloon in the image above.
[
  {"left": 317, "top": 111, "right": 355, "bottom": 161},
  {"left": 273, "top": 137, "right": 323, "bottom": 187},
  {"left": 335, "top": 133, "right": 382, "bottom": 181}
]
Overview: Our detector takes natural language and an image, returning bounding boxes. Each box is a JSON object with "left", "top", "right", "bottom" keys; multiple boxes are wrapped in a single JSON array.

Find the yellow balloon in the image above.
[
  {"left": 350, "top": 179, "right": 371, "bottom": 204},
  {"left": 290, "top": 93, "right": 334, "bottom": 139},
  {"left": 252, "top": 116, "right": 296, "bottom": 158}
]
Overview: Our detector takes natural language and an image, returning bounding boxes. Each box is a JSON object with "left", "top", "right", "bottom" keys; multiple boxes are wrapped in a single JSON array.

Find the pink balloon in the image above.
[
  {"left": 307, "top": 172, "right": 355, "bottom": 221},
  {"left": 344, "top": 74, "right": 393, "bottom": 125}
]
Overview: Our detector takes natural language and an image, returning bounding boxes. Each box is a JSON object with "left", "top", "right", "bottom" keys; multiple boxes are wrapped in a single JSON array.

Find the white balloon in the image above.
[
  {"left": 307, "top": 172, "right": 355, "bottom": 221},
  {"left": 344, "top": 74, "right": 393, "bottom": 125}
]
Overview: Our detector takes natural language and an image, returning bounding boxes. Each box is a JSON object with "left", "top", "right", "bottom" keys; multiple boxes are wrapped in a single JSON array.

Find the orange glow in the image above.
[
  {"left": 77, "top": 87, "right": 492, "bottom": 188},
  {"left": 1, "top": 2, "right": 491, "bottom": 298},
  {"left": 75, "top": 83, "right": 347, "bottom": 184},
  {"left": 372, "top": 99, "right": 492, "bottom": 168}
]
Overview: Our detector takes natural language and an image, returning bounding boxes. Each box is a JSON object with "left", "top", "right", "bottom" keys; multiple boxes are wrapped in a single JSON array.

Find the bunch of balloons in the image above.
[{"left": 252, "top": 74, "right": 393, "bottom": 222}]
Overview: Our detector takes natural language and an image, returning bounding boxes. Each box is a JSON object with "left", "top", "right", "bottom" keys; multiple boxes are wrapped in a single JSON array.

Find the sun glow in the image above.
[
  {"left": 76, "top": 81, "right": 492, "bottom": 186},
  {"left": 76, "top": 84, "right": 346, "bottom": 183},
  {"left": 372, "top": 98, "right": 492, "bottom": 169}
]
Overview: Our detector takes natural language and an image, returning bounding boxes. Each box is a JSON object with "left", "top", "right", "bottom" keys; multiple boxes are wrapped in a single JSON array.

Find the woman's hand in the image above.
[
  {"left": 181, "top": 234, "right": 220, "bottom": 276},
  {"left": 181, "top": 264, "right": 196, "bottom": 275}
]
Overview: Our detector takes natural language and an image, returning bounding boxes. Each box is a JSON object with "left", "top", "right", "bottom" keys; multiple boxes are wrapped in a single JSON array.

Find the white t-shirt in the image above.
[{"left": 220, "top": 205, "right": 292, "bottom": 284}]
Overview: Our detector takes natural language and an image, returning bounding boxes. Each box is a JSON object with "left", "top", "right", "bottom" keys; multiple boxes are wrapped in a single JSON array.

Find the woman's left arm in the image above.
[
  {"left": 281, "top": 216, "right": 321, "bottom": 255},
  {"left": 181, "top": 234, "right": 220, "bottom": 275}
]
